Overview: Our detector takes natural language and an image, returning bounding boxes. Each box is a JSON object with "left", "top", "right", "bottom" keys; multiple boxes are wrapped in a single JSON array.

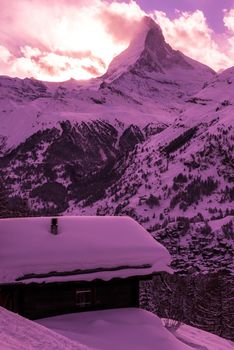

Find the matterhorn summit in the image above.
[
  {"left": 103, "top": 16, "right": 215, "bottom": 98},
  {"left": 105, "top": 16, "right": 193, "bottom": 80}
]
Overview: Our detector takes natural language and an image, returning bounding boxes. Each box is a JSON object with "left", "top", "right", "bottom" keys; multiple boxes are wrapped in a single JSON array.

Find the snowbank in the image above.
[
  {"left": 38, "top": 308, "right": 193, "bottom": 350},
  {"left": 174, "top": 321, "right": 234, "bottom": 350},
  {"left": 39, "top": 309, "right": 234, "bottom": 350}
]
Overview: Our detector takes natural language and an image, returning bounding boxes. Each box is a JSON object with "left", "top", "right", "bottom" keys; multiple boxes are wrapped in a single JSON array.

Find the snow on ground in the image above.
[
  {"left": 1, "top": 304, "right": 233, "bottom": 350},
  {"left": 0, "top": 216, "right": 171, "bottom": 284},
  {"left": 0, "top": 306, "right": 91, "bottom": 350},
  {"left": 38, "top": 309, "right": 234, "bottom": 350},
  {"left": 38, "top": 308, "right": 193, "bottom": 350},
  {"left": 208, "top": 216, "right": 234, "bottom": 231},
  {"left": 173, "top": 322, "right": 234, "bottom": 350},
  {"left": 4, "top": 306, "right": 232, "bottom": 350}
]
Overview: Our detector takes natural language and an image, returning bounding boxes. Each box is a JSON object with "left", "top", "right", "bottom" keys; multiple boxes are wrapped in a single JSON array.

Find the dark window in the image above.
[{"left": 75, "top": 288, "right": 92, "bottom": 307}]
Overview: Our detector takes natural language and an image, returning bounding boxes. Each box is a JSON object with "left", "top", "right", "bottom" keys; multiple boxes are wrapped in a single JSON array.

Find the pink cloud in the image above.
[
  {"left": 0, "top": 45, "right": 12, "bottom": 63},
  {"left": 0, "top": 0, "right": 144, "bottom": 81},
  {"left": 99, "top": 0, "right": 144, "bottom": 43},
  {"left": 82, "top": 65, "right": 102, "bottom": 76},
  {"left": 223, "top": 9, "right": 234, "bottom": 32}
]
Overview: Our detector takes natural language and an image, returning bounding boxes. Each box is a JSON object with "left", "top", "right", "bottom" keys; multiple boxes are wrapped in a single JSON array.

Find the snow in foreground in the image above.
[
  {"left": 0, "top": 306, "right": 91, "bottom": 350},
  {"left": 38, "top": 308, "right": 193, "bottom": 350},
  {"left": 2, "top": 306, "right": 233, "bottom": 350},
  {"left": 38, "top": 308, "right": 234, "bottom": 350},
  {"left": 174, "top": 322, "right": 234, "bottom": 350}
]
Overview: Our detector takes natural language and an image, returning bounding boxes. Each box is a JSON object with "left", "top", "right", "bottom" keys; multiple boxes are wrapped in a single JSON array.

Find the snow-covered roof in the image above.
[{"left": 0, "top": 216, "right": 171, "bottom": 284}]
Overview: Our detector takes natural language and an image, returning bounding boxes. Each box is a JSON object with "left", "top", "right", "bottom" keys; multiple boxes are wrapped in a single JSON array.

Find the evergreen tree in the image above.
[
  {"left": 0, "top": 182, "right": 31, "bottom": 218},
  {"left": 0, "top": 183, "right": 10, "bottom": 218},
  {"left": 139, "top": 279, "right": 157, "bottom": 313}
]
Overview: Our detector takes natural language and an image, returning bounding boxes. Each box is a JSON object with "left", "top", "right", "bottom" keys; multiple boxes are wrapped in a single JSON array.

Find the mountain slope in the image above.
[
  {"left": 70, "top": 111, "right": 233, "bottom": 275},
  {"left": 181, "top": 66, "right": 234, "bottom": 127}
]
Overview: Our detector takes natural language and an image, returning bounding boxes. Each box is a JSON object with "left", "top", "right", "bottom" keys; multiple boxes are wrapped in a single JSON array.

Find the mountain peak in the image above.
[
  {"left": 139, "top": 16, "right": 163, "bottom": 37},
  {"left": 104, "top": 16, "right": 214, "bottom": 83},
  {"left": 103, "top": 16, "right": 190, "bottom": 81},
  {"left": 136, "top": 16, "right": 166, "bottom": 53}
]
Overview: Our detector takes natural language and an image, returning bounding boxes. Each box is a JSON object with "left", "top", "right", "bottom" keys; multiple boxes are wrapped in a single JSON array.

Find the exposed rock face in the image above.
[
  {"left": 119, "top": 125, "right": 145, "bottom": 153},
  {"left": 143, "top": 122, "right": 168, "bottom": 137},
  {"left": 45, "top": 120, "right": 118, "bottom": 168},
  {"left": 134, "top": 18, "right": 193, "bottom": 73}
]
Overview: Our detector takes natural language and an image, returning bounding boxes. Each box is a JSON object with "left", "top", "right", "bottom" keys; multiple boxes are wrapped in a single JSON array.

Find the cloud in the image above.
[
  {"left": 99, "top": 1, "right": 144, "bottom": 43},
  {"left": 82, "top": 65, "right": 101, "bottom": 76},
  {"left": 223, "top": 9, "right": 234, "bottom": 32},
  {"left": 0, "top": 0, "right": 144, "bottom": 81},
  {"left": 153, "top": 9, "right": 234, "bottom": 71},
  {"left": 0, "top": 45, "right": 12, "bottom": 64}
]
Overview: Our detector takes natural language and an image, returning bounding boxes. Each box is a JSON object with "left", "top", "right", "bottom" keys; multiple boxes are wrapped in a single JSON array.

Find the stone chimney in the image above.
[{"left": 51, "top": 218, "right": 58, "bottom": 235}]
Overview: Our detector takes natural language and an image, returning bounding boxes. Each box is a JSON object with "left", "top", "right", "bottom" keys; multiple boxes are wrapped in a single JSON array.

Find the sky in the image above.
[{"left": 0, "top": 0, "right": 234, "bottom": 81}]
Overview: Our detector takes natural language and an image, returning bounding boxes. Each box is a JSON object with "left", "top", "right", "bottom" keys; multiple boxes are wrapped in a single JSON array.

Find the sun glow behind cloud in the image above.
[
  {"left": 0, "top": 0, "right": 233, "bottom": 81},
  {"left": 0, "top": 0, "right": 144, "bottom": 81}
]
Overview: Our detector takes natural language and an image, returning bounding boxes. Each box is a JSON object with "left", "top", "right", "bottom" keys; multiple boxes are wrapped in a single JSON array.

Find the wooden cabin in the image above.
[{"left": 0, "top": 216, "right": 170, "bottom": 319}]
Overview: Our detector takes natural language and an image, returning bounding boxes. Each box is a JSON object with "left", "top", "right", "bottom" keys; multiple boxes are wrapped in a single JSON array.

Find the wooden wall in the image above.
[{"left": 0, "top": 278, "right": 139, "bottom": 319}]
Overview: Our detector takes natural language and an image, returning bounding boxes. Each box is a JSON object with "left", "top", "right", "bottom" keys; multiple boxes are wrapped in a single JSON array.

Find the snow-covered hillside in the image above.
[
  {"left": 77, "top": 115, "right": 233, "bottom": 275},
  {"left": 181, "top": 66, "right": 234, "bottom": 127}
]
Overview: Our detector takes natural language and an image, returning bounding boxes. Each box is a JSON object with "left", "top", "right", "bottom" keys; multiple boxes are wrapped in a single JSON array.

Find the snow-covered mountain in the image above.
[
  {"left": 0, "top": 17, "right": 215, "bottom": 152},
  {"left": 103, "top": 16, "right": 214, "bottom": 99}
]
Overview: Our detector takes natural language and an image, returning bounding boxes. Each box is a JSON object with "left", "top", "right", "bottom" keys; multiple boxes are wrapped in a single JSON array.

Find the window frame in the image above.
[{"left": 75, "top": 288, "right": 92, "bottom": 308}]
